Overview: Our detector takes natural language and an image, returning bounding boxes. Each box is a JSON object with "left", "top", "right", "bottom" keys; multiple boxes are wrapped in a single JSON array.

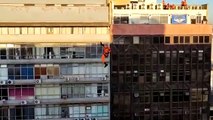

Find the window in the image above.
[
  {"left": 171, "top": 51, "right": 177, "bottom": 63},
  {"left": 97, "top": 84, "right": 108, "bottom": 97},
  {"left": 0, "top": 47, "right": 6, "bottom": 59},
  {"left": 0, "top": 65, "right": 8, "bottom": 81},
  {"left": 199, "top": 36, "right": 204, "bottom": 43},
  {"left": 185, "top": 36, "right": 190, "bottom": 43},
  {"left": 35, "top": 105, "right": 60, "bottom": 119},
  {"left": 10, "top": 106, "right": 34, "bottom": 120},
  {"left": 152, "top": 73, "right": 157, "bottom": 82},
  {"left": 8, "top": 28, "right": 15, "bottom": 34},
  {"left": 35, "top": 85, "right": 61, "bottom": 99},
  {"left": 191, "top": 88, "right": 208, "bottom": 102},
  {"left": 69, "top": 104, "right": 109, "bottom": 118},
  {"left": 180, "top": 36, "right": 184, "bottom": 43},
  {"left": 159, "top": 36, "right": 164, "bottom": 43},
  {"left": 0, "top": 86, "right": 8, "bottom": 100},
  {"left": 174, "top": 36, "right": 178, "bottom": 43},
  {"left": 159, "top": 52, "right": 165, "bottom": 64},
  {"left": 204, "top": 36, "right": 209, "bottom": 43},
  {"left": 1, "top": 27, "right": 8, "bottom": 34},
  {"left": 114, "top": 16, "right": 129, "bottom": 24},
  {"left": 165, "top": 51, "right": 170, "bottom": 64},
  {"left": 165, "top": 37, "right": 170, "bottom": 43},
  {"left": 9, "top": 85, "right": 34, "bottom": 100},
  {"left": 165, "top": 72, "right": 170, "bottom": 82},
  {"left": 153, "top": 36, "right": 159, "bottom": 44},
  {"left": 196, "top": 15, "right": 202, "bottom": 24},
  {"left": 159, "top": 72, "right": 165, "bottom": 81},
  {"left": 193, "top": 36, "right": 198, "bottom": 43},
  {"left": 47, "top": 28, "right": 54, "bottom": 34},
  {"left": 35, "top": 64, "right": 59, "bottom": 79},
  {"left": 152, "top": 51, "right": 157, "bottom": 64},
  {"left": 61, "top": 84, "right": 109, "bottom": 98},
  {"left": 8, "top": 64, "right": 34, "bottom": 80}
]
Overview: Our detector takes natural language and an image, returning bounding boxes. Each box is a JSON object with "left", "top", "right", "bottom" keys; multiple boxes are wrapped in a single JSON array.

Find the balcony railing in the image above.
[
  {"left": 0, "top": 96, "right": 109, "bottom": 106},
  {"left": 113, "top": 3, "right": 207, "bottom": 10}
]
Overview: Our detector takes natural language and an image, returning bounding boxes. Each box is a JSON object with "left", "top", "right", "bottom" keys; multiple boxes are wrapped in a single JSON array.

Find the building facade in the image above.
[
  {"left": 110, "top": 0, "right": 212, "bottom": 120},
  {"left": 0, "top": 0, "right": 111, "bottom": 120}
]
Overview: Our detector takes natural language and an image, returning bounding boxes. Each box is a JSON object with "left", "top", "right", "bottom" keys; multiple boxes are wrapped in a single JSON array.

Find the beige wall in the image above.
[
  {"left": 0, "top": 0, "right": 107, "bottom": 5},
  {"left": 0, "top": 34, "right": 110, "bottom": 43},
  {"left": 0, "top": 6, "right": 109, "bottom": 23}
]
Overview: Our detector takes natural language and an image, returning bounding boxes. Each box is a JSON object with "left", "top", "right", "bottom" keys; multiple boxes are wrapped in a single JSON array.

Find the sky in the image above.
[{"left": 157, "top": 0, "right": 213, "bottom": 24}]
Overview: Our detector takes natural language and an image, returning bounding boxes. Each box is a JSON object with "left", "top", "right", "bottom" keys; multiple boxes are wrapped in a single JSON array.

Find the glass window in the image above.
[
  {"left": 180, "top": 36, "right": 184, "bottom": 43},
  {"left": 174, "top": 36, "right": 178, "bottom": 43},
  {"left": 165, "top": 37, "right": 170, "bottom": 43},
  {"left": 1, "top": 27, "right": 8, "bottom": 34},
  {"left": 199, "top": 36, "right": 203, "bottom": 43},
  {"left": 185, "top": 36, "right": 190, "bottom": 43},
  {"left": 193, "top": 36, "right": 198, "bottom": 43},
  {"left": 204, "top": 36, "right": 209, "bottom": 43}
]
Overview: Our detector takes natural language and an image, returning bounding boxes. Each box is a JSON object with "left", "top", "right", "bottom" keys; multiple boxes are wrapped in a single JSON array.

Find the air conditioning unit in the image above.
[
  {"left": 7, "top": 80, "right": 13, "bottom": 85},
  {"left": 0, "top": 81, "right": 6, "bottom": 85},
  {"left": 66, "top": 77, "right": 71, "bottom": 82},
  {"left": 105, "top": 93, "right": 109, "bottom": 97},
  {"left": 60, "top": 76, "right": 64, "bottom": 79},
  {"left": 21, "top": 100, "right": 27, "bottom": 105},
  {"left": 91, "top": 118, "right": 97, "bottom": 120},
  {"left": 34, "top": 99, "right": 40, "bottom": 104},
  {"left": 75, "top": 77, "right": 80, "bottom": 81},
  {"left": 35, "top": 79, "right": 41, "bottom": 84},
  {"left": 1, "top": 99, "right": 6, "bottom": 103},
  {"left": 62, "top": 95, "right": 68, "bottom": 99},
  {"left": 102, "top": 77, "right": 107, "bottom": 81}
]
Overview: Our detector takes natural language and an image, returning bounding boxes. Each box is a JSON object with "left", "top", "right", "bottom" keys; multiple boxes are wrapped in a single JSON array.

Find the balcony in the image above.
[
  {"left": 0, "top": 58, "right": 109, "bottom": 64},
  {"left": 0, "top": 76, "right": 109, "bottom": 85},
  {"left": 113, "top": 3, "right": 207, "bottom": 10},
  {"left": 113, "top": 3, "right": 207, "bottom": 19},
  {"left": 0, "top": 97, "right": 109, "bottom": 106}
]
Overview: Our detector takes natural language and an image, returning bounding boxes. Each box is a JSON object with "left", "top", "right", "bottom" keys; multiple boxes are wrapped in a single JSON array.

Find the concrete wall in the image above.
[{"left": 0, "top": 6, "right": 109, "bottom": 23}]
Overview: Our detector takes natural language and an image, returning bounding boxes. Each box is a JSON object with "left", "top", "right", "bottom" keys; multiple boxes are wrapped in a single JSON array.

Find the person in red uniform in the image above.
[{"left": 100, "top": 42, "right": 111, "bottom": 68}]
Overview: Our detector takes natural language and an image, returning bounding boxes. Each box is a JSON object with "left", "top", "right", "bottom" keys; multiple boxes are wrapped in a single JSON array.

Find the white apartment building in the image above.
[{"left": 0, "top": 0, "right": 111, "bottom": 120}]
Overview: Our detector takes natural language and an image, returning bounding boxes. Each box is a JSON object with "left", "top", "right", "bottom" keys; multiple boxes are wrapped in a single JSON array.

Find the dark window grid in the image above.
[
  {"left": 204, "top": 36, "right": 209, "bottom": 43},
  {"left": 180, "top": 36, "right": 184, "bottom": 43},
  {"left": 193, "top": 36, "right": 198, "bottom": 43},
  {"left": 10, "top": 106, "right": 34, "bottom": 119},
  {"left": 199, "top": 36, "right": 204, "bottom": 43},
  {"left": 185, "top": 36, "right": 190, "bottom": 43},
  {"left": 8, "top": 65, "right": 34, "bottom": 80},
  {"left": 165, "top": 37, "right": 170, "bottom": 43},
  {"left": 174, "top": 36, "right": 179, "bottom": 43}
]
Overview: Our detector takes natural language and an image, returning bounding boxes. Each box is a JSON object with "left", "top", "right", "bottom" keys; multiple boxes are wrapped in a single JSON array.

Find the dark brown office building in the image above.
[{"left": 110, "top": 24, "right": 212, "bottom": 120}]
